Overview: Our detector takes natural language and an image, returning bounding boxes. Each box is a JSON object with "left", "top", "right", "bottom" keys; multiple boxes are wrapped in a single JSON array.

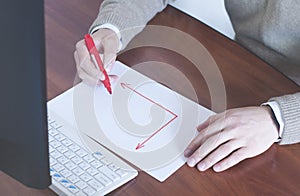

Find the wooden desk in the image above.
[{"left": 1, "top": 0, "right": 299, "bottom": 195}]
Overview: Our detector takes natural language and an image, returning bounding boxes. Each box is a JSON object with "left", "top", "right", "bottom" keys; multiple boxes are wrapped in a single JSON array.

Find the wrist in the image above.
[
  {"left": 90, "top": 24, "right": 122, "bottom": 52},
  {"left": 92, "top": 28, "right": 121, "bottom": 53},
  {"left": 261, "top": 101, "right": 284, "bottom": 142},
  {"left": 261, "top": 105, "right": 280, "bottom": 142}
]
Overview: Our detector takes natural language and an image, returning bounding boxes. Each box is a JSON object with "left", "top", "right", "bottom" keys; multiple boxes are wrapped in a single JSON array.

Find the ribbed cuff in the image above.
[
  {"left": 90, "top": 10, "right": 145, "bottom": 50},
  {"left": 269, "top": 93, "right": 300, "bottom": 145}
]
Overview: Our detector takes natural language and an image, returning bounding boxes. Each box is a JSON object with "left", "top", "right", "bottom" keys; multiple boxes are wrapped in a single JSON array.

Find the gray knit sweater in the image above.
[{"left": 90, "top": 0, "right": 300, "bottom": 145}]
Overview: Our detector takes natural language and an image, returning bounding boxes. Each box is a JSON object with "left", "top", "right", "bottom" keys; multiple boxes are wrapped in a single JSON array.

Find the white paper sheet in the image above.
[{"left": 48, "top": 61, "right": 214, "bottom": 182}]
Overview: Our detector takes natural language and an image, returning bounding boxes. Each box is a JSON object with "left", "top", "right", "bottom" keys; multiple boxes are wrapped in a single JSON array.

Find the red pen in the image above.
[{"left": 84, "top": 34, "right": 112, "bottom": 94}]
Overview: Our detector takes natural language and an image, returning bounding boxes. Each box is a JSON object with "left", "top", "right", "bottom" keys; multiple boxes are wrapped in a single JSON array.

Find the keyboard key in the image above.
[
  {"left": 68, "top": 174, "right": 80, "bottom": 184},
  {"left": 53, "top": 163, "right": 64, "bottom": 172},
  {"left": 86, "top": 167, "right": 99, "bottom": 176},
  {"left": 93, "top": 152, "right": 104, "bottom": 160},
  {"left": 48, "top": 128, "right": 58, "bottom": 136},
  {"left": 49, "top": 145, "right": 55, "bottom": 153},
  {"left": 60, "top": 169, "right": 72, "bottom": 178},
  {"left": 90, "top": 160, "right": 103, "bottom": 169},
  {"left": 60, "top": 179, "right": 71, "bottom": 187},
  {"left": 49, "top": 168, "right": 56, "bottom": 176},
  {"left": 49, "top": 156, "right": 57, "bottom": 166},
  {"left": 99, "top": 166, "right": 120, "bottom": 181},
  {"left": 75, "top": 181, "right": 88, "bottom": 189},
  {"left": 95, "top": 173, "right": 112, "bottom": 186},
  {"left": 80, "top": 173, "right": 93, "bottom": 182},
  {"left": 88, "top": 179, "right": 104, "bottom": 191},
  {"left": 48, "top": 135, "right": 54, "bottom": 142},
  {"left": 48, "top": 117, "right": 55, "bottom": 124},
  {"left": 83, "top": 186, "right": 96, "bottom": 195},
  {"left": 54, "top": 134, "right": 66, "bottom": 141},
  {"left": 48, "top": 124, "right": 53, "bottom": 131},
  {"left": 57, "top": 156, "right": 69, "bottom": 165},
  {"left": 76, "top": 149, "right": 88, "bottom": 157},
  {"left": 67, "top": 185, "right": 79, "bottom": 194},
  {"left": 72, "top": 167, "right": 84, "bottom": 176},
  {"left": 116, "top": 169, "right": 128, "bottom": 177},
  {"left": 64, "top": 150, "right": 76, "bottom": 159},
  {"left": 51, "top": 150, "right": 62, "bottom": 159},
  {"left": 50, "top": 122, "right": 62, "bottom": 129},
  {"left": 52, "top": 173, "right": 63, "bottom": 181},
  {"left": 61, "top": 139, "right": 73, "bottom": 147},
  {"left": 51, "top": 140, "right": 61, "bottom": 148},
  {"left": 108, "top": 163, "right": 119, "bottom": 171},
  {"left": 79, "top": 162, "right": 91, "bottom": 170},
  {"left": 69, "top": 144, "right": 81, "bottom": 152},
  {"left": 100, "top": 158, "right": 111, "bottom": 165},
  {"left": 65, "top": 161, "right": 77, "bottom": 171},
  {"left": 71, "top": 156, "right": 83, "bottom": 164},
  {"left": 57, "top": 145, "right": 68, "bottom": 154},
  {"left": 83, "top": 154, "right": 95, "bottom": 163}
]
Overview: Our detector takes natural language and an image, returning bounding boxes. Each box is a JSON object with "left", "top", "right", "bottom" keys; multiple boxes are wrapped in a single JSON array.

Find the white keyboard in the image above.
[{"left": 47, "top": 112, "right": 138, "bottom": 195}]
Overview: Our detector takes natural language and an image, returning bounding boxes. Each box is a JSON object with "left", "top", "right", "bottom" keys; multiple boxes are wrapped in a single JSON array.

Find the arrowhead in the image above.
[
  {"left": 135, "top": 143, "right": 144, "bottom": 150},
  {"left": 121, "top": 82, "right": 131, "bottom": 89},
  {"left": 120, "top": 82, "right": 125, "bottom": 88},
  {"left": 120, "top": 82, "right": 126, "bottom": 89}
]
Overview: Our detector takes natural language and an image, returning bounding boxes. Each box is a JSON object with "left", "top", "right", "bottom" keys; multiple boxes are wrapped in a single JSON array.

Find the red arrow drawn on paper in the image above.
[{"left": 120, "top": 83, "right": 178, "bottom": 150}]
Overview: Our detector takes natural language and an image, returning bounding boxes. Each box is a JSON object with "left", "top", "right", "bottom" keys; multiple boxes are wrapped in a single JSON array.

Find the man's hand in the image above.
[
  {"left": 74, "top": 28, "right": 119, "bottom": 85},
  {"left": 184, "top": 106, "right": 279, "bottom": 172}
]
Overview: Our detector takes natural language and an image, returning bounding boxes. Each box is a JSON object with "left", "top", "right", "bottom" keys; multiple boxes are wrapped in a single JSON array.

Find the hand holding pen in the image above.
[
  {"left": 84, "top": 34, "right": 112, "bottom": 94},
  {"left": 74, "top": 29, "right": 120, "bottom": 91}
]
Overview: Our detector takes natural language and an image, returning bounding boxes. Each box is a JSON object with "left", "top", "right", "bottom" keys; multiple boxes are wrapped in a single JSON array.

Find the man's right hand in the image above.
[{"left": 74, "top": 28, "right": 119, "bottom": 85}]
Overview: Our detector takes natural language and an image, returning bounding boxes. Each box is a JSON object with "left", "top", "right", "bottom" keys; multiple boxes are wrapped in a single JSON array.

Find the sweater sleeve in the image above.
[
  {"left": 90, "top": 0, "right": 169, "bottom": 49},
  {"left": 269, "top": 92, "right": 300, "bottom": 145}
]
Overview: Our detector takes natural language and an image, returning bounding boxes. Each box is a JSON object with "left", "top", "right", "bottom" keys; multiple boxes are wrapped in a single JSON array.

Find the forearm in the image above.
[
  {"left": 90, "top": 0, "right": 169, "bottom": 49},
  {"left": 270, "top": 92, "right": 300, "bottom": 145}
]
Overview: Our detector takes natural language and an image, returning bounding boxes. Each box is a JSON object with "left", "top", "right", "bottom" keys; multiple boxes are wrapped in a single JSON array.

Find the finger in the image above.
[
  {"left": 75, "top": 40, "right": 90, "bottom": 66},
  {"left": 184, "top": 126, "right": 216, "bottom": 157},
  {"left": 77, "top": 68, "right": 99, "bottom": 86},
  {"left": 76, "top": 41, "right": 103, "bottom": 80},
  {"left": 74, "top": 50, "right": 79, "bottom": 65},
  {"left": 75, "top": 50, "right": 103, "bottom": 82},
  {"left": 196, "top": 139, "right": 242, "bottom": 171},
  {"left": 184, "top": 115, "right": 228, "bottom": 157},
  {"left": 196, "top": 118, "right": 210, "bottom": 132},
  {"left": 196, "top": 113, "right": 222, "bottom": 132},
  {"left": 184, "top": 127, "right": 202, "bottom": 157},
  {"left": 186, "top": 128, "right": 232, "bottom": 167},
  {"left": 212, "top": 147, "right": 250, "bottom": 172},
  {"left": 108, "top": 74, "right": 119, "bottom": 83}
]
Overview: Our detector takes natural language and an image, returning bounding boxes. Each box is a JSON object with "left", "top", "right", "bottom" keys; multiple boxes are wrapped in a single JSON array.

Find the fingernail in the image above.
[
  {"left": 197, "top": 162, "right": 206, "bottom": 171},
  {"left": 187, "top": 158, "right": 196, "bottom": 167},
  {"left": 184, "top": 149, "right": 192, "bottom": 157},
  {"left": 213, "top": 165, "right": 221, "bottom": 172},
  {"left": 98, "top": 73, "right": 105, "bottom": 81}
]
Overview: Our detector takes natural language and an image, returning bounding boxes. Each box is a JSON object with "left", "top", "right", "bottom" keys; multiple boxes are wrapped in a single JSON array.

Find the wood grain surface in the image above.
[{"left": 1, "top": 0, "right": 299, "bottom": 195}]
